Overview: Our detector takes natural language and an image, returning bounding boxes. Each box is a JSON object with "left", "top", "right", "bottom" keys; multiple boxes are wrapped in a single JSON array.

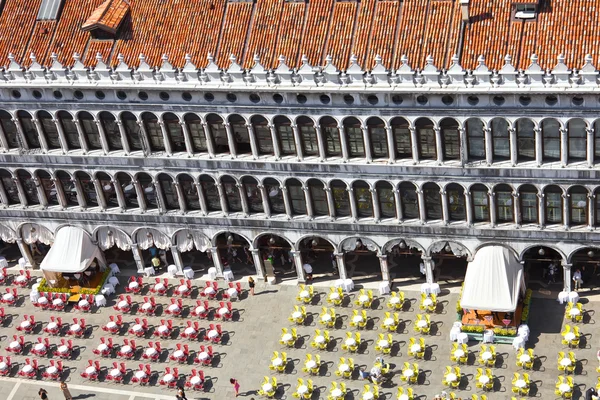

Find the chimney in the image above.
[{"left": 460, "top": 0, "right": 470, "bottom": 22}]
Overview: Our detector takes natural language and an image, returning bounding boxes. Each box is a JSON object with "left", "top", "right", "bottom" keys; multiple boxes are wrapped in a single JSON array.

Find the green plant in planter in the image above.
[{"left": 462, "top": 325, "right": 484, "bottom": 333}]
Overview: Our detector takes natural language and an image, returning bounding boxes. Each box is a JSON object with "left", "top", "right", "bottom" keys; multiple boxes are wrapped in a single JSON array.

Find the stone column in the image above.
[
  {"left": 33, "top": 176, "right": 48, "bottom": 208},
  {"left": 194, "top": 182, "right": 208, "bottom": 216},
  {"left": 513, "top": 191, "right": 521, "bottom": 227},
  {"left": 13, "top": 176, "right": 28, "bottom": 207},
  {"left": 174, "top": 182, "right": 187, "bottom": 214},
  {"left": 136, "top": 120, "right": 152, "bottom": 157},
  {"left": 73, "top": 120, "right": 89, "bottom": 154},
  {"left": 509, "top": 128, "right": 517, "bottom": 166},
  {"left": 215, "top": 183, "right": 229, "bottom": 216},
  {"left": 562, "top": 263, "right": 572, "bottom": 292},
  {"left": 458, "top": 127, "right": 467, "bottom": 167},
  {"left": 250, "top": 248, "right": 265, "bottom": 279},
  {"left": 210, "top": 247, "right": 224, "bottom": 277},
  {"left": 12, "top": 118, "right": 30, "bottom": 151},
  {"left": 562, "top": 193, "right": 570, "bottom": 230},
  {"left": 303, "top": 185, "right": 314, "bottom": 219},
  {"left": 587, "top": 128, "right": 594, "bottom": 168},
  {"left": 589, "top": 193, "right": 595, "bottom": 230},
  {"left": 71, "top": 178, "right": 87, "bottom": 210},
  {"left": 16, "top": 238, "right": 34, "bottom": 268},
  {"left": 410, "top": 127, "right": 419, "bottom": 164},
  {"left": 385, "top": 126, "right": 395, "bottom": 164},
  {"left": 131, "top": 243, "right": 145, "bottom": 272},
  {"left": 325, "top": 187, "right": 336, "bottom": 219},
  {"left": 53, "top": 178, "right": 68, "bottom": 209},
  {"left": 488, "top": 190, "right": 497, "bottom": 227},
  {"left": 464, "top": 191, "right": 473, "bottom": 226},
  {"left": 378, "top": 254, "right": 390, "bottom": 282},
  {"left": 258, "top": 184, "right": 270, "bottom": 218},
  {"left": 0, "top": 123, "right": 9, "bottom": 151},
  {"left": 338, "top": 125, "right": 349, "bottom": 162},
  {"left": 371, "top": 188, "right": 380, "bottom": 222},
  {"left": 153, "top": 181, "right": 167, "bottom": 214},
  {"left": 280, "top": 186, "right": 292, "bottom": 219},
  {"left": 157, "top": 121, "right": 173, "bottom": 156},
  {"left": 534, "top": 127, "right": 542, "bottom": 167},
  {"left": 32, "top": 118, "right": 49, "bottom": 153},
  {"left": 201, "top": 122, "right": 216, "bottom": 158},
  {"left": 268, "top": 124, "right": 281, "bottom": 160},
  {"left": 0, "top": 180, "right": 8, "bottom": 206},
  {"left": 484, "top": 127, "right": 493, "bottom": 165},
  {"left": 347, "top": 187, "right": 358, "bottom": 221},
  {"left": 393, "top": 188, "right": 403, "bottom": 221},
  {"left": 362, "top": 126, "right": 372, "bottom": 163},
  {"left": 52, "top": 118, "right": 69, "bottom": 154},
  {"left": 237, "top": 183, "right": 249, "bottom": 216},
  {"left": 440, "top": 189, "right": 449, "bottom": 225},
  {"left": 170, "top": 245, "right": 184, "bottom": 274},
  {"left": 113, "top": 179, "right": 127, "bottom": 211},
  {"left": 314, "top": 125, "right": 327, "bottom": 161},
  {"left": 434, "top": 127, "right": 443, "bottom": 164},
  {"left": 93, "top": 178, "right": 107, "bottom": 211},
  {"left": 416, "top": 188, "right": 426, "bottom": 223},
  {"left": 334, "top": 252, "right": 347, "bottom": 280},
  {"left": 179, "top": 121, "right": 194, "bottom": 157},
  {"left": 223, "top": 122, "right": 237, "bottom": 159},
  {"left": 133, "top": 179, "right": 147, "bottom": 212},
  {"left": 115, "top": 121, "right": 131, "bottom": 155},
  {"left": 94, "top": 119, "right": 110, "bottom": 155},
  {"left": 245, "top": 124, "right": 259, "bottom": 159},
  {"left": 538, "top": 193, "right": 546, "bottom": 228},
  {"left": 560, "top": 127, "right": 568, "bottom": 167},
  {"left": 291, "top": 250, "right": 306, "bottom": 283},
  {"left": 291, "top": 124, "right": 303, "bottom": 161},
  {"left": 422, "top": 255, "right": 434, "bottom": 284}
]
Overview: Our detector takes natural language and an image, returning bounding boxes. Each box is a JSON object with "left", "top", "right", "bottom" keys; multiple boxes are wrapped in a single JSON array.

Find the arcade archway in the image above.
[
  {"left": 384, "top": 239, "right": 424, "bottom": 284},
  {"left": 174, "top": 230, "right": 212, "bottom": 273},
  {"left": 298, "top": 236, "right": 336, "bottom": 281},
  {"left": 94, "top": 226, "right": 135, "bottom": 270},
  {"left": 341, "top": 237, "right": 380, "bottom": 284},
  {"left": 430, "top": 241, "right": 470, "bottom": 285},
  {"left": 256, "top": 234, "right": 295, "bottom": 281},
  {"left": 215, "top": 232, "right": 254, "bottom": 277},
  {"left": 570, "top": 247, "right": 600, "bottom": 289},
  {"left": 522, "top": 246, "right": 563, "bottom": 288}
]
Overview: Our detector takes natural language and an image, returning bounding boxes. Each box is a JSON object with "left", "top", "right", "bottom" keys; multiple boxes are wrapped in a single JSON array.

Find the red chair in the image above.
[
  {"left": 0, "top": 356, "right": 11, "bottom": 376},
  {"left": 139, "top": 296, "right": 156, "bottom": 315},
  {"left": 6, "top": 335, "right": 24, "bottom": 354},
  {"left": 31, "top": 337, "right": 49, "bottom": 356},
  {"left": 74, "top": 294, "right": 93, "bottom": 312},
  {"left": 126, "top": 276, "right": 142, "bottom": 294},
  {"left": 16, "top": 314, "right": 35, "bottom": 332},
  {"left": 181, "top": 321, "right": 200, "bottom": 340},
  {"left": 204, "top": 324, "right": 222, "bottom": 343},
  {"left": 93, "top": 337, "right": 113, "bottom": 357},
  {"left": 53, "top": 339, "right": 73, "bottom": 359},
  {"left": 42, "top": 360, "right": 63, "bottom": 380},
  {"left": 13, "top": 270, "right": 31, "bottom": 288},
  {"left": 106, "top": 362, "right": 126, "bottom": 383},
  {"left": 142, "top": 341, "right": 162, "bottom": 361},
  {"left": 169, "top": 343, "right": 189, "bottom": 363},
  {"left": 80, "top": 360, "right": 100, "bottom": 380},
  {"left": 217, "top": 301, "right": 233, "bottom": 320},
  {"left": 50, "top": 293, "right": 67, "bottom": 311},
  {"left": 191, "top": 300, "right": 209, "bottom": 318},
  {"left": 2, "top": 288, "right": 16, "bottom": 305},
  {"left": 18, "top": 358, "right": 37, "bottom": 378},
  {"left": 43, "top": 316, "right": 62, "bottom": 335},
  {"left": 131, "top": 363, "right": 151, "bottom": 385},
  {"left": 194, "top": 345, "right": 214, "bottom": 365},
  {"left": 165, "top": 298, "right": 183, "bottom": 317},
  {"left": 159, "top": 367, "right": 180, "bottom": 387},
  {"left": 0, "top": 307, "right": 5, "bottom": 322},
  {"left": 0, "top": 268, "right": 7, "bottom": 285},
  {"left": 67, "top": 318, "right": 86, "bottom": 337},
  {"left": 149, "top": 278, "right": 169, "bottom": 296},
  {"left": 117, "top": 339, "right": 136, "bottom": 359},
  {"left": 185, "top": 369, "right": 205, "bottom": 390},
  {"left": 102, "top": 315, "right": 123, "bottom": 334},
  {"left": 129, "top": 318, "right": 149, "bottom": 337},
  {"left": 176, "top": 279, "right": 192, "bottom": 297}
]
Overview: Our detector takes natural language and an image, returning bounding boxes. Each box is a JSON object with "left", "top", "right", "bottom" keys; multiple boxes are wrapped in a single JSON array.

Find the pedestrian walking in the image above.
[
  {"left": 303, "top": 263, "right": 313, "bottom": 282},
  {"left": 60, "top": 381, "right": 72, "bottom": 400},
  {"left": 248, "top": 276, "right": 255, "bottom": 296},
  {"left": 176, "top": 385, "right": 188, "bottom": 400},
  {"left": 38, "top": 388, "right": 48, "bottom": 400},
  {"left": 573, "top": 268, "right": 584, "bottom": 290},
  {"left": 230, "top": 378, "right": 240, "bottom": 397}
]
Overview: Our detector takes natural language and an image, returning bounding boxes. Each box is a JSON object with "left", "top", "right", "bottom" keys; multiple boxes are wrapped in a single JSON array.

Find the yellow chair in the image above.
[
  {"left": 327, "top": 287, "right": 344, "bottom": 306},
  {"left": 296, "top": 285, "right": 314, "bottom": 304},
  {"left": 374, "top": 358, "right": 390, "bottom": 374},
  {"left": 388, "top": 291, "right": 405, "bottom": 310},
  {"left": 319, "top": 307, "right": 335, "bottom": 328},
  {"left": 280, "top": 328, "right": 293, "bottom": 346},
  {"left": 358, "top": 310, "right": 368, "bottom": 329},
  {"left": 408, "top": 337, "right": 418, "bottom": 357},
  {"left": 524, "top": 348, "right": 534, "bottom": 369},
  {"left": 410, "top": 363, "right": 419, "bottom": 384},
  {"left": 355, "top": 289, "right": 373, "bottom": 308},
  {"left": 257, "top": 376, "right": 277, "bottom": 397},
  {"left": 416, "top": 338, "right": 426, "bottom": 358},
  {"left": 302, "top": 354, "right": 320, "bottom": 375}
]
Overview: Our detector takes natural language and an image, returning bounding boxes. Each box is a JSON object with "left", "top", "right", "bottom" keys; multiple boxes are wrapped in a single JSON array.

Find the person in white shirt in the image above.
[
  {"left": 303, "top": 263, "right": 313, "bottom": 282},
  {"left": 573, "top": 268, "right": 583, "bottom": 290}
]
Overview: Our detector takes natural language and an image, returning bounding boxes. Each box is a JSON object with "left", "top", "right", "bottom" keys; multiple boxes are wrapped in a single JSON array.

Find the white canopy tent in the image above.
[
  {"left": 460, "top": 246, "right": 526, "bottom": 312},
  {"left": 40, "top": 226, "right": 106, "bottom": 273}
]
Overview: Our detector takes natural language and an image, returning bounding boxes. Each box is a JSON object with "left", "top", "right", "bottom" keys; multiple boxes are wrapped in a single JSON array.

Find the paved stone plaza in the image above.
[{"left": 0, "top": 268, "right": 597, "bottom": 400}]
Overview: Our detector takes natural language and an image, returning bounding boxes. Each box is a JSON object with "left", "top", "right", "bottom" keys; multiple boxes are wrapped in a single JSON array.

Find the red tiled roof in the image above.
[{"left": 0, "top": 0, "right": 599, "bottom": 71}]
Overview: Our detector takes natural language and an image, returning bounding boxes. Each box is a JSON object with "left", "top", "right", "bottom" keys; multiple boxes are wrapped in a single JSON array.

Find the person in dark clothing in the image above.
[{"left": 38, "top": 389, "right": 48, "bottom": 400}]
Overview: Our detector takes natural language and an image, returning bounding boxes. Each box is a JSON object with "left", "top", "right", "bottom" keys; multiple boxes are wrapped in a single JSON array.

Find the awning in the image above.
[
  {"left": 40, "top": 227, "right": 104, "bottom": 273},
  {"left": 460, "top": 246, "right": 526, "bottom": 312}
]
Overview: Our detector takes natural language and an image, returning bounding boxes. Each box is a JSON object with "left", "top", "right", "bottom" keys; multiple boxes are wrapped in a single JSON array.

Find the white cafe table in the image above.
[
  {"left": 97, "top": 343, "right": 108, "bottom": 353},
  {"left": 142, "top": 302, "right": 153, "bottom": 311},
  {"left": 117, "top": 300, "right": 129, "bottom": 310},
  {"left": 173, "top": 350, "right": 184, "bottom": 359},
  {"left": 292, "top": 311, "right": 303, "bottom": 320},
  {"left": 184, "top": 327, "right": 196, "bottom": 336},
  {"left": 420, "top": 283, "right": 431, "bottom": 294},
  {"left": 272, "top": 357, "right": 283, "bottom": 367},
  {"left": 190, "top": 375, "right": 202, "bottom": 385},
  {"left": 389, "top": 296, "right": 400, "bottom": 305},
  {"left": 315, "top": 335, "right": 325, "bottom": 344},
  {"left": 403, "top": 369, "right": 414, "bottom": 378},
  {"left": 85, "top": 366, "right": 96, "bottom": 376},
  {"left": 446, "top": 373, "right": 457, "bottom": 382},
  {"left": 384, "top": 318, "right": 395, "bottom": 326},
  {"left": 338, "top": 364, "right": 349, "bottom": 372},
  {"left": 218, "top": 307, "right": 229, "bottom": 316},
  {"left": 183, "top": 267, "right": 194, "bottom": 279},
  {"left": 297, "top": 385, "right": 308, "bottom": 394},
  {"left": 321, "top": 314, "right": 332, "bottom": 323},
  {"left": 457, "top": 332, "right": 468, "bottom": 344},
  {"left": 331, "top": 388, "right": 343, "bottom": 398},
  {"left": 299, "top": 290, "right": 310, "bottom": 298},
  {"left": 197, "top": 351, "right": 209, "bottom": 360},
  {"left": 34, "top": 343, "right": 45, "bottom": 352},
  {"left": 449, "top": 326, "right": 461, "bottom": 341},
  {"left": 512, "top": 336, "right": 524, "bottom": 350},
  {"left": 558, "top": 291, "right": 569, "bottom": 304},
  {"left": 204, "top": 287, "right": 216, "bottom": 295},
  {"left": 399, "top": 395, "right": 409, "bottom": 400},
  {"left": 121, "top": 345, "right": 132, "bottom": 354},
  {"left": 564, "top": 332, "right": 576, "bottom": 342},
  {"left": 519, "top": 354, "right": 531, "bottom": 363},
  {"left": 411, "top": 344, "right": 422, "bottom": 353},
  {"left": 429, "top": 283, "right": 441, "bottom": 295},
  {"left": 281, "top": 333, "right": 292, "bottom": 343},
  {"left": 377, "top": 340, "right": 390, "bottom": 348},
  {"left": 423, "top": 298, "right": 433, "bottom": 307},
  {"left": 568, "top": 292, "right": 580, "bottom": 303},
  {"left": 163, "top": 373, "right": 174, "bottom": 383},
  {"left": 417, "top": 320, "right": 428, "bottom": 329},
  {"left": 479, "top": 375, "right": 490, "bottom": 385},
  {"left": 559, "top": 383, "right": 571, "bottom": 393},
  {"left": 0, "top": 257, "right": 7, "bottom": 268},
  {"left": 177, "top": 285, "right": 189, "bottom": 293},
  {"left": 168, "top": 304, "right": 180, "bottom": 312},
  {"left": 560, "top": 358, "right": 572, "bottom": 367},
  {"left": 20, "top": 320, "right": 31, "bottom": 329},
  {"left": 135, "top": 370, "right": 147, "bottom": 379},
  {"left": 305, "top": 360, "right": 317, "bottom": 370},
  {"left": 110, "top": 368, "right": 121, "bottom": 377},
  {"left": 207, "top": 330, "right": 219, "bottom": 339},
  {"left": 223, "top": 269, "right": 234, "bottom": 281},
  {"left": 144, "top": 267, "right": 155, "bottom": 277},
  {"left": 157, "top": 325, "right": 169, "bottom": 334},
  {"left": 481, "top": 351, "right": 492, "bottom": 361},
  {"left": 353, "top": 315, "right": 364, "bottom": 324},
  {"left": 483, "top": 330, "right": 494, "bottom": 343},
  {"left": 262, "top": 383, "right": 273, "bottom": 392},
  {"left": 363, "top": 392, "right": 374, "bottom": 400},
  {"left": 128, "top": 281, "right": 139, "bottom": 289},
  {"left": 454, "top": 349, "right": 465, "bottom": 358},
  {"left": 145, "top": 347, "right": 157, "bottom": 357},
  {"left": 359, "top": 295, "right": 369, "bottom": 304},
  {"left": 227, "top": 288, "right": 238, "bottom": 298},
  {"left": 569, "top": 308, "right": 581, "bottom": 317}
]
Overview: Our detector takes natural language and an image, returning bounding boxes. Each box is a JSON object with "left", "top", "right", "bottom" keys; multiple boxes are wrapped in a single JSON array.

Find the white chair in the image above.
[
  {"left": 144, "top": 267, "right": 156, "bottom": 277},
  {"left": 109, "top": 263, "right": 120, "bottom": 274},
  {"left": 30, "top": 291, "right": 40, "bottom": 303},
  {"left": 379, "top": 281, "right": 390, "bottom": 295},
  {"left": 95, "top": 295, "right": 107, "bottom": 307},
  {"left": 18, "top": 258, "right": 26, "bottom": 269},
  {"left": 223, "top": 269, "right": 234, "bottom": 281},
  {"left": 208, "top": 267, "right": 218, "bottom": 280},
  {"left": 167, "top": 264, "right": 178, "bottom": 278},
  {"left": 0, "top": 257, "right": 7, "bottom": 268},
  {"left": 183, "top": 267, "right": 195, "bottom": 280},
  {"left": 108, "top": 276, "right": 119, "bottom": 287}
]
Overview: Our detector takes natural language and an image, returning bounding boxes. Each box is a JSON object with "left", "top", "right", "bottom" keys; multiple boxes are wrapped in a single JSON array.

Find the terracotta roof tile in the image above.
[
  {"left": 298, "top": 0, "right": 335, "bottom": 67},
  {"left": 326, "top": 2, "right": 357, "bottom": 69},
  {"left": 82, "top": 0, "right": 129, "bottom": 34},
  {"left": 351, "top": 0, "right": 377, "bottom": 69},
  {"left": 273, "top": 2, "right": 306, "bottom": 68},
  {"left": 24, "top": 21, "right": 57, "bottom": 66},
  {"left": 366, "top": 1, "right": 399, "bottom": 69},
  {"left": 0, "top": 0, "right": 44, "bottom": 64},
  {"left": 243, "top": 0, "right": 284, "bottom": 68},
  {"left": 217, "top": 2, "right": 253, "bottom": 68},
  {"left": 83, "top": 40, "right": 115, "bottom": 66}
]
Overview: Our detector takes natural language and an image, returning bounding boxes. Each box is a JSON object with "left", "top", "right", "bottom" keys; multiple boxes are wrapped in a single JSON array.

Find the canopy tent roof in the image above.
[
  {"left": 460, "top": 246, "right": 526, "bottom": 313},
  {"left": 40, "top": 226, "right": 104, "bottom": 273}
]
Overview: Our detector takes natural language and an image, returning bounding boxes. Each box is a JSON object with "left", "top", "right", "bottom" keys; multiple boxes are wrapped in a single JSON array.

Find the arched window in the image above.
[
  {"left": 57, "top": 111, "right": 80, "bottom": 149},
  {"left": 97, "top": 172, "right": 118, "bottom": 208},
  {"left": 286, "top": 178, "right": 306, "bottom": 215},
  {"left": 56, "top": 170, "right": 77, "bottom": 206},
  {"left": 163, "top": 113, "right": 186, "bottom": 153},
  {"left": 184, "top": 114, "right": 207, "bottom": 153},
  {"left": 120, "top": 112, "right": 143, "bottom": 151},
  {"left": 308, "top": 179, "right": 328, "bottom": 216},
  {"left": 38, "top": 111, "right": 61, "bottom": 149},
  {"left": 367, "top": 117, "right": 388, "bottom": 159},
  {"left": 157, "top": 174, "right": 179, "bottom": 210},
  {"left": 569, "top": 186, "right": 588, "bottom": 226},
  {"left": 17, "top": 111, "right": 40, "bottom": 149},
  {"left": 516, "top": 119, "right": 535, "bottom": 162},
  {"left": 491, "top": 118, "right": 509, "bottom": 160},
  {"left": 37, "top": 171, "right": 57, "bottom": 206},
  {"left": 221, "top": 176, "right": 242, "bottom": 212},
  {"left": 331, "top": 180, "right": 350, "bottom": 217},
  {"left": 0, "top": 110, "right": 19, "bottom": 149},
  {"left": 99, "top": 112, "right": 123, "bottom": 150},
  {"left": 388, "top": 117, "right": 411, "bottom": 160},
  {"left": 17, "top": 170, "right": 39, "bottom": 205},
  {"left": 495, "top": 184, "right": 514, "bottom": 223},
  {"left": 116, "top": 172, "right": 136, "bottom": 208},
  {"left": 446, "top": 183, "right": 465, "bottom": 221},
  {"left": 0, "top": 169, "right": 19, "bottom": 204},
  {"left": 206, "top": 114, "right": 228, "bottom": 154},
  {"left": 471, "top": 184, "right": 489, "bottom": 222},
  {"left": 76, "top": 171, "right": 98, "bottom": 207},
  {"left": 274, "top": 116, "right": 296, "bottom": 156},
  {"left": 544, "top": 185, "right": 563, "bottom": 224},
  {"left": 353, "top": 180, "right": 373, "bottom": 218},
  {"left": 466, "top": 118, "right": 485, "bottom": 160},
  {"left": 178, "top": 174, "right": 201, "bottom": 210},
  {"left": 264, "top": 178, "right": 285, "bottom": 215},
  {"left": 343, "top": 117, "right": 365, "bottom": 158},
  {"left": 595, "top": 189, "right": 600, "bottom": 227},
  {"left": 79, "top": 112, "right": 102, "bottom": 150},
  {"left": 415, "top": 118, "right": 436, "bottom": 159},
  {"left": 399, "top": 182, "right": 419, "bottom": 219},
  {"left": 142, "top": 112, "right": 165, "bottom": 151},
  {"left": 440, "top": 118, "right": 460, "bottom": 160},
  {"left": 137, "top": 173, "right": 157, "bottom": 209},
  {"left": 251, "top": 115, "right": 273, "bottom": 155},
  {"left": 541, "top": 119, "right": 560, "bottom": 162},
  {"left": 297, "top": 116, "right": 318, "bottom": 156},
  {"left": 568, "top": 119, "right": 587, "bottom": 161},
  {"left": 242, "top": 176, "right": 263, "bottom": 213},
  {"left": 199, "top": 175, "right": 221, "bottom": 211},
  {"left": 320, "top": 116, "right": 342, "bottom": 157},
  {"left": 230, "top": 114, "right": 251, "bottom": 155},
  {"left": 423, "top": 182, "right": 442, "bottom": 220},
  {"left": 519, "top": 184, "right": 538, "bottom": 224},
  {"left": 376, "top": 181, "right": 395, "bottom": 218}
]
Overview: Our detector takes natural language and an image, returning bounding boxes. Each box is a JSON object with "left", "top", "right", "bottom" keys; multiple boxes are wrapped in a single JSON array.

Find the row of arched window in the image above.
[
  {"left": 2, "top": 110, "right": 600, "bottom": 165},
  {"left": 0, "top": 168, "right": 598, "bottom": 228}
]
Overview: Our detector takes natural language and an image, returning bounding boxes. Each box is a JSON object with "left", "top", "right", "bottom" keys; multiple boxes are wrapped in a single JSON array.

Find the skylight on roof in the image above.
[{"left": 37, "top": 0, "right": 64, "bottom": 20}]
